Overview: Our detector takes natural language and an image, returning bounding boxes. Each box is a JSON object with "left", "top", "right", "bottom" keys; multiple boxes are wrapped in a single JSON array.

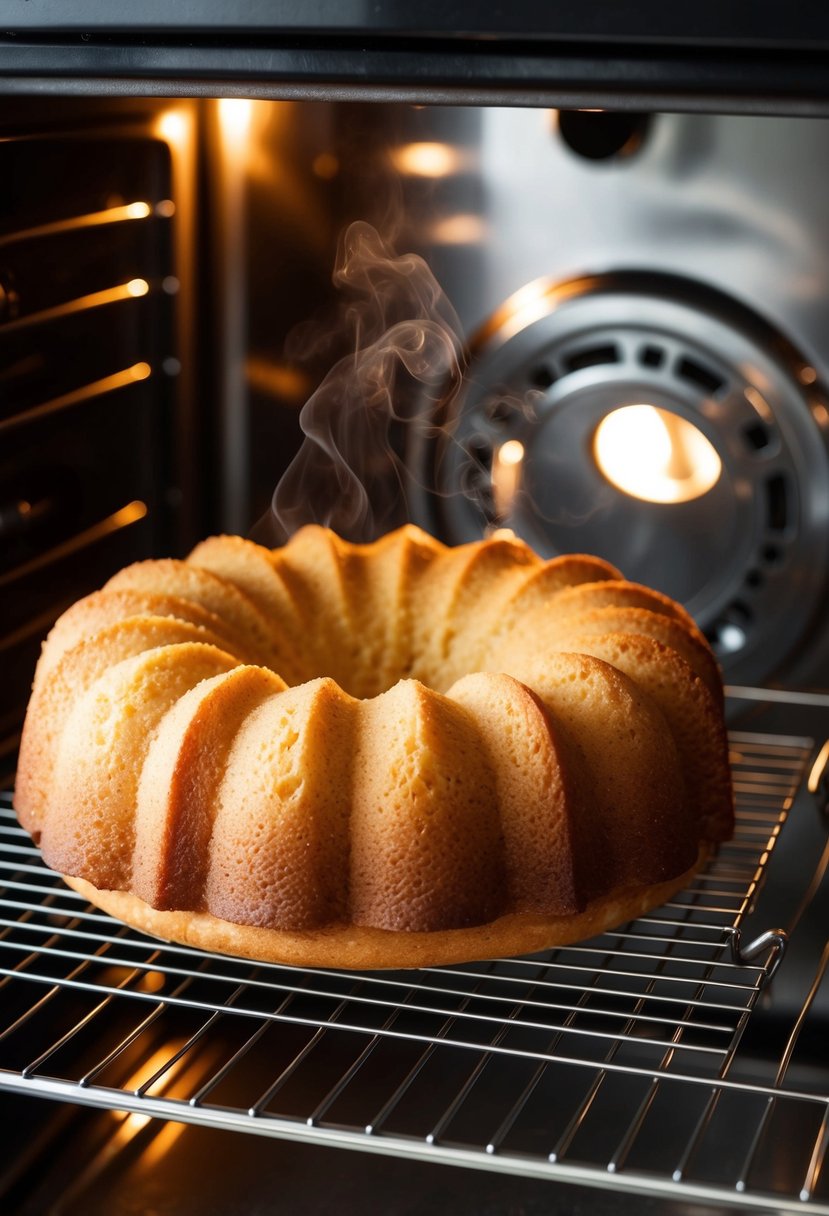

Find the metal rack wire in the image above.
[{"left": 1, "top": 729, "right": 827, "bottom": 1212}]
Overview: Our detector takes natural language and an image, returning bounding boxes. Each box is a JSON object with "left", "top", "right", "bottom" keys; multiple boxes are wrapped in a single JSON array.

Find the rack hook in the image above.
[{"left": 728, "top": 926, "right": 788, "bottom": 981}]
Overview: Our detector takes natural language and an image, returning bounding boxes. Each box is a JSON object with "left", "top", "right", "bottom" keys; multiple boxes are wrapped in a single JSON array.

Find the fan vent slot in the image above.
[
  {"left": 676, "top": 356, "right": 724, "bottom": 395},
  {"left": 639, "top": 344, "right": 665, "bottom": 368},
  {"left": 530, "top": 365, "right": 557, "bottom": 389},
  {"left": 743, "top": 422, "right": 771, "bottom": 452},
  {"left": 564, "top": 344, "right": 619, "bottom": 373},
  {"left": 765, "top": 475, "right": 789, "bottom": 532}
]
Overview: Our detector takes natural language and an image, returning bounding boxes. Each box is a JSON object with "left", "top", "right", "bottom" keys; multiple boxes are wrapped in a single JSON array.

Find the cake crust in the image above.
[{"left": 65, "top": 848, "right": 706, "bottom": 970}]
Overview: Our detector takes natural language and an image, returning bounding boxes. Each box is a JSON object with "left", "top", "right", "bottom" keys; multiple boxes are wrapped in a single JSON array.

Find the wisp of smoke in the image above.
[{"left": 250, "top": 221, "right": 465, "bottom": 545}]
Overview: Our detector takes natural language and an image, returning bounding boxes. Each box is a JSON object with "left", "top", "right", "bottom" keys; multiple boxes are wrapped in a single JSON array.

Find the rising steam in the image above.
[{"left": 251, "top": 222, "right": 465, "bottom": 545}]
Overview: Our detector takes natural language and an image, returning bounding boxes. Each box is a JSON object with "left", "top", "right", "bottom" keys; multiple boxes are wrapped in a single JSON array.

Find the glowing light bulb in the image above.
[
  {"left": 126, "top": 278, "right": 150, "bottom": 297},
  {"left": 594, "top": 405, "right": 722, "bottom": 504}
]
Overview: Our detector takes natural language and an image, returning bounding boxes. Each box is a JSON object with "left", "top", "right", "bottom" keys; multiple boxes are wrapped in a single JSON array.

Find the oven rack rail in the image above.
[{"left": 1, "top": 730, "right": 826, "bottom": 1212}]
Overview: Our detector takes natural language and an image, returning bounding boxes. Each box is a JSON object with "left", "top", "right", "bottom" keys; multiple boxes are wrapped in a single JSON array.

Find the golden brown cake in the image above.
[{"left": 14, "top": 524, "right": 733, "bottom": 969}]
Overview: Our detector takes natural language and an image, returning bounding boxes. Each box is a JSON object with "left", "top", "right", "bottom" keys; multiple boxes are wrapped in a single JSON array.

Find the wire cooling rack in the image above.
[{"left": 1, "top": 730, "right": 827, "bottom": 1212}]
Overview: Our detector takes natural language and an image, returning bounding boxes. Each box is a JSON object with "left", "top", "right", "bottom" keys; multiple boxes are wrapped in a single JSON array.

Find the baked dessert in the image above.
[{"left": 14, "top": 524, "right": 733, "bottom": 969}]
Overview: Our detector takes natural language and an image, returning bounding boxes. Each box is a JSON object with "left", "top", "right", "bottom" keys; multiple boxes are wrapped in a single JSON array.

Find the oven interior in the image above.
[{"left": 1, "top": 93, "right": 829, "bottom": 1213}]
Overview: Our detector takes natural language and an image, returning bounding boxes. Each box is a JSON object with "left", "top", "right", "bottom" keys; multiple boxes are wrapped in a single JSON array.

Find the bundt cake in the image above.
[{"left": 14, "top": 524, "right": 733, "bottom": 969}]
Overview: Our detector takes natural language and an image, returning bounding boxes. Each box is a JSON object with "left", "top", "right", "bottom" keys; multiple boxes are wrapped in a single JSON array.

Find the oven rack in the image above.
[{"left": 1, "top": 730, "right": 826, "bottom": 1212}]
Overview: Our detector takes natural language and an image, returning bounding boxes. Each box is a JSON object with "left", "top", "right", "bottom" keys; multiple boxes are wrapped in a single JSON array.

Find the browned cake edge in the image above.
[{"left": 64, "top": 847, "right": 708, "bottom": 970}]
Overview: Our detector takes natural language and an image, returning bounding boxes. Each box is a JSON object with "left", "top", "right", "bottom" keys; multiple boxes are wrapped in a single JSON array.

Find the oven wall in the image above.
[{"left": 0, "top": 98, "right": 205, "bottom": 779}]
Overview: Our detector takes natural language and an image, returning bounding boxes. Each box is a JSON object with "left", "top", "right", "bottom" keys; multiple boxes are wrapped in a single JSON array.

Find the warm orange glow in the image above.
[
  {"left": 155, "top": 199, "right": 176, "bottom": 218},
  {"left": 812, "top": 402, "right": 829, "bottom": 427},
  {"left": 136, "top": 970, "right": 166, "bottom": 993},
  {"left": 3, "top": 282, "right": 153, "bottom": 335},
  {"left": 594, "top": 405, "right": 722, "bottom": 504},
  {"left": 498, "top": 439, "right": 525, "bottom": 465},
  {"left": 492, "top": 440, "right": 525, "bottom": 519},
  {"left": 744, "top": 386, "right": 773, "bottom": 421},
  {"left": 125, "top": 201, "right": 152, "bottom": 219},
  {"left": 800, "top": 365, "right": 818, "bottom": 386},
  {"left": 312, "top": 152, "right": 340, "bottom": 179},
  {"left": 246, "top": 356, "right": 312, "bottom": 402},
  {"left": 218, "top": 97, "right": 255, "bottom": 141},
  {"left": 429, "top": 214, "right": 488, "bottom": 245},
  {"left": 484, "top": 276, "right": 599, "bottom": 345},
  {"left": 0, "top": 201, "right": 152, "bottom": 248},
  {"left": 156, "top": 110, "right": 188, "bottom": 146},
  {"left": 808, "top": 740, "right": 829, "bottom": 795},
  {"left": 0, "top": 364, "right": 151, "bottom": 433},
  {"left": 390, "top": 141, "right": 466, "bottom": 177},
  {"left": 106, "top": 1042, "right": 188, "bottom": 1150},
  {"left": 140, "top": 1120, "right": 189, "bottom": 1168},
  {"left": 123, "top": 1044, "right": 187, "bottom": 1096}
]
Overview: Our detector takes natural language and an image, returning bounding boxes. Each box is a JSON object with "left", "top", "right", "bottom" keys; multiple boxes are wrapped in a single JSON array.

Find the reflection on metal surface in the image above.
[
  {"left": 0, "top": 201, "right": 152, "bottom": 248},
  {"left": 218, "top": 97, "right": 254, "bottom": 142},
  {"left": 808, "top": 739, "right": 829, "bottom": 795},
  {"left": 390, "top": 141, "right": 467, "bottom": 177},
  {"left": 246, "top": 355, "right": 312, "bottom": 403},
  {"left": 429, "top": 214, "right": 489, "bottom": 245},
  {"left": 108, "top": 1042, "right": 189, "bottom": 1148},
  {"left": 0, "top": 362, "right": 152, "bottom": 433},
  {"left": 492, "top": 439, "right": 525, "bottom": 520},
  {"left": 593, "top": 405, "right": 722, "bottom": 504},
  {"left": 312, "top": 152, "right": 340, "bottom": 179},
  {"left": 0, "top": 501, "right": 148, "bottom": 588},
  {"left": 744, "top": 386, "right": 773, "bottom": 422},
  {"left": 0, "top": 281, "right": 152, "bottom": 333},
  {"left": 156, "top": 109, "right": 188, "bottom": 146}
]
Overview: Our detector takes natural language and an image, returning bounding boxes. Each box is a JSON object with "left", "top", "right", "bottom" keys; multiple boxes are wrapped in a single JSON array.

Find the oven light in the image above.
[
  {"left": 390, "top": 141, "right": 466, "bottom": 177},
  {"left": 593, "top": 404, "right": 722, "bottom": 504}
]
